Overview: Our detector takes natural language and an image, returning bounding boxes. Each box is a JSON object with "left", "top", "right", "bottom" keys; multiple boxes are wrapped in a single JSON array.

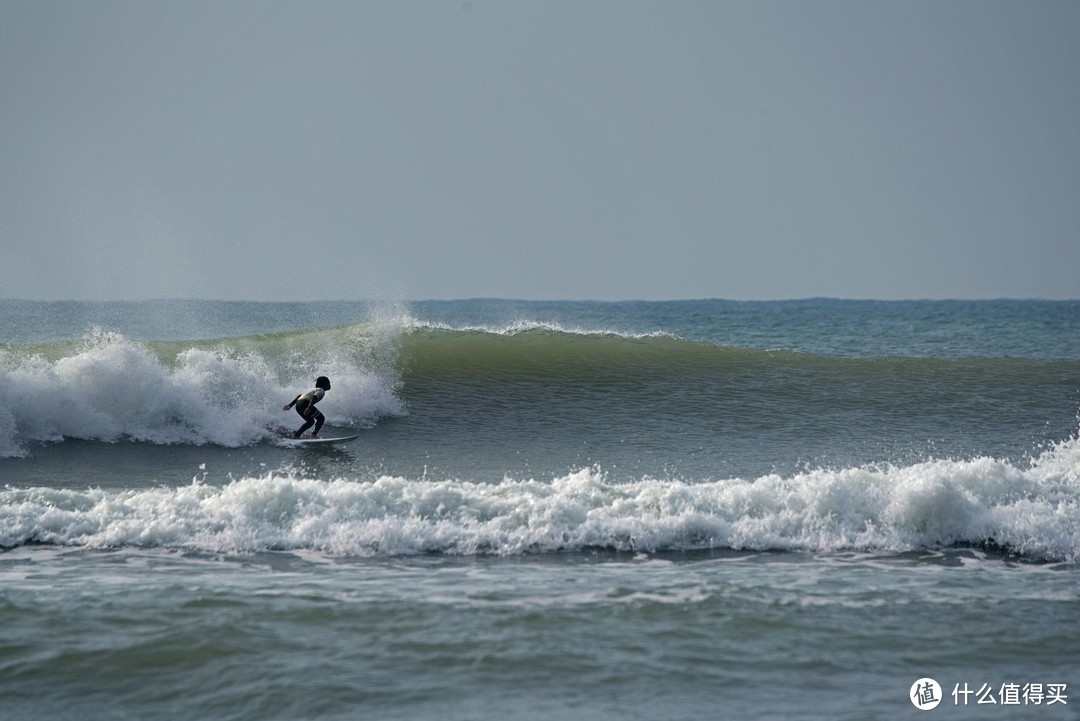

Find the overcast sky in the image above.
[{"left": 2, "top": 0, "right": 1078, "bottom": 301}]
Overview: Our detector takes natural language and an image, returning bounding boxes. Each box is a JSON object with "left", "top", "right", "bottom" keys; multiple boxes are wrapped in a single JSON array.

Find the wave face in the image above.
[
  {"left": 3, "top": 436, "right": 1078, "bottom": 561},
  {"left": 395, "top": 322, "right": 1080, "bottom": 476},
  {"left": 2, "top": 314, "right": 1079, "bottom": 467}
]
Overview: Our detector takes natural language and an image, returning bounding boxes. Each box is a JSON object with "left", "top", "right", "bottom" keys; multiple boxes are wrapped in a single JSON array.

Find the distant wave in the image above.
[
  {"left": 396, "top": 323, "right": 1080, "bottom": 409},
  {"left": 405, "top": 317, "right": 681, "bottom": 340},
  {"left": 399, "top": 320, "right": 1080, "bottom": 371},
  {"left": 3, "top": 436, "right": 1078, "bottom": 561}
]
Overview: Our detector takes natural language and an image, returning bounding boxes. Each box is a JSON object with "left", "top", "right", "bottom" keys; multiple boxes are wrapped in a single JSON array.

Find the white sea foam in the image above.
[
  {"left": 3, "top": 436, "right": 1077, "bottom": 560},
  {"left": 0, "top": 330, "right": 402, "bottom": 457},
  {"left": 405, "top": 316, "right": 680, "bottom": 341}
]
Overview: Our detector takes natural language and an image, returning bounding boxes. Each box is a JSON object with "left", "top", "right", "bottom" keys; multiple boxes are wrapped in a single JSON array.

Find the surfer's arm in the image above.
[{"left": 283, "top": 394, "right": 301, "bottom": 411}]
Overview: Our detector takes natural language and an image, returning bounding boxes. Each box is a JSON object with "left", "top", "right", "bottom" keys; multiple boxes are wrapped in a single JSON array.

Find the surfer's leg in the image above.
[
  {"left": 294, "top": 400, "right": 315, "bottom": 438},
  {"left": 311, "top": 409, "right": 325, "bottom": 437}
]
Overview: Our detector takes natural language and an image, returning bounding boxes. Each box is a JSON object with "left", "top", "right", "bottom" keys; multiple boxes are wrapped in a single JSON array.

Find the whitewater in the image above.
[
  {"left": 4, "top": 444, "right": 1080, "bottom": 561},
  {"left": 1, "top": 298, "right": 1078, "bottom": 720}
]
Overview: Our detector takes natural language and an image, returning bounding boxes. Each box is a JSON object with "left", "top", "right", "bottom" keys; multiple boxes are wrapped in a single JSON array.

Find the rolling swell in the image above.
[
  {"left": 3, "top": 319, "right": 1077, "bottom": 467},
  {"left": 401, "top": 322, "right": 1080, "bottom": 385},
  {"left": 399, "top": 324, "right": 1080, "bottom": 446}
]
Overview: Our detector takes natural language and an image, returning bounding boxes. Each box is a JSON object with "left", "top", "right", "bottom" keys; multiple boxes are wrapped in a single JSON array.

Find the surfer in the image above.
[{"left": 283, "top": 376, "right": 331, "bottom": 438}]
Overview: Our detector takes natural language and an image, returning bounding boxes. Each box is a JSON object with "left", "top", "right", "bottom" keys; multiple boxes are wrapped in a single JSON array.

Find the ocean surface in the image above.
[{"left": 1, "top": 298, "right": 1078, "bottom": 720}]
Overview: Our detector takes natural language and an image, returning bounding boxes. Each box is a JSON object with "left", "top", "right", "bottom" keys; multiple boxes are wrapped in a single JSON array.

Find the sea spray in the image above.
[{"left": 0, "top": 324, "right": 405, "bottom": 457}]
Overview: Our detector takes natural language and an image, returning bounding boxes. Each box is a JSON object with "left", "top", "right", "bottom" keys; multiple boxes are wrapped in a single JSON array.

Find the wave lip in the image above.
[
  {"left": 4, "top": 438, "right": 1078, "bottom": 561},
  {"left": 405, "top": 316, "right": 682, "bottom": 340}
]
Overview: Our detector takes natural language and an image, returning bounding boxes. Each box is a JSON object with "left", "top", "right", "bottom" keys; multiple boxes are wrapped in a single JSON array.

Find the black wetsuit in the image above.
[{"left": 293, "top": 387, "right": 325, "bottom": 437}]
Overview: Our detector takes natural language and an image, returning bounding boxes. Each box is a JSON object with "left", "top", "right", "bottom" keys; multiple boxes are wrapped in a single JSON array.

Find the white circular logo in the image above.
[{"left": 911, "top": 678, "right": 943, "bottom": 710}]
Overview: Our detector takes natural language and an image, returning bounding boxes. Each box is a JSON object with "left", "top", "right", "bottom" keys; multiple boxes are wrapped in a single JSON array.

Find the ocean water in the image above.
[{"left": 1, "top": 298, "right": 1078, "bottom": 720}]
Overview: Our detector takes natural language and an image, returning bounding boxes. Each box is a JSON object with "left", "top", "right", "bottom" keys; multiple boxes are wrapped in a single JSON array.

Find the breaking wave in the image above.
[
  {"left": 3, "top": 436, "right": 1078, "bottom": 561},
  {"left": 0, "top": 325, "right": 403, "bottom": 457}
]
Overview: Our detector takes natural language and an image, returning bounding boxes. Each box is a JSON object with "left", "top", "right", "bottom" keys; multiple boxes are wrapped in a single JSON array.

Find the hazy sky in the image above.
[{"left": 2, "top": 0, "right": 1078, "bottom": 301}]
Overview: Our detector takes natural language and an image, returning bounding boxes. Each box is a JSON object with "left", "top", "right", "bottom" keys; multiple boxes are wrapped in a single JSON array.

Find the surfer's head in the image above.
[{"left": 315, "top": 376, "right": 331, "bottom": 391}]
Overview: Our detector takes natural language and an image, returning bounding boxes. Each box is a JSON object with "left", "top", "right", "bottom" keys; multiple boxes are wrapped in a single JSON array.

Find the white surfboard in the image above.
[
  {"left": 285, "top": 433, "right": 361, "bottom": 446},
  {"left": 271, "top": 428, "right": 361, "bottom": 446}
]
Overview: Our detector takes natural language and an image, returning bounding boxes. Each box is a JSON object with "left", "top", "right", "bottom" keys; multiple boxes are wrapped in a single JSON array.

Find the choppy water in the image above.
[{"left": 1, "top": 299, "right": 1078, "bottom": 720}]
